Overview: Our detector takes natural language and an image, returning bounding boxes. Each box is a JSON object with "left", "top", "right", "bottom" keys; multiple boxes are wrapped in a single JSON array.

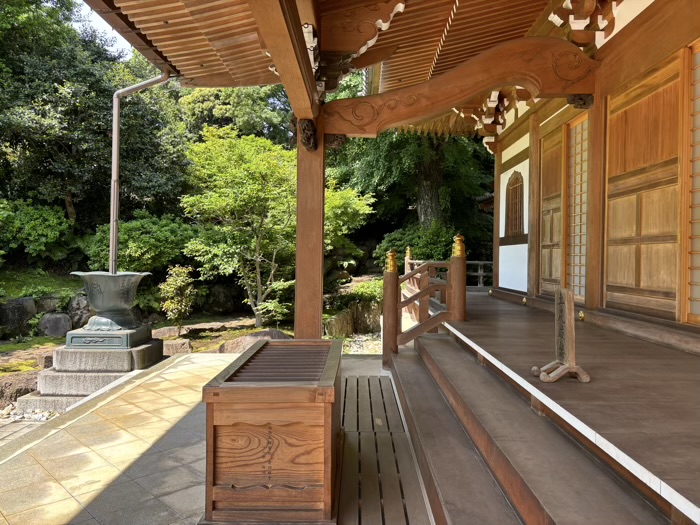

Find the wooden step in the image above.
[
  {"left": 392, "top": 348, "right": 522, "bottom": 525},
  {"left": 414, "top": 333, "right": 669, "bottom": 525}
]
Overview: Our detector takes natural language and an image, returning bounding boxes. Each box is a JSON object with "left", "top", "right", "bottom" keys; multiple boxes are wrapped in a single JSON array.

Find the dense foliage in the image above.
[{"left": 85, "top": 211, "right": 195, "bottom": 273}]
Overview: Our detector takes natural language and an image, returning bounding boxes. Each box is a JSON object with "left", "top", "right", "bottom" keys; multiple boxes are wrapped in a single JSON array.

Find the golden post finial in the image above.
[
  {"left": 405, "top": 246, "right": 412, "bottom": 259},
  {"left": 386, "top": 250, "right": 398, "bottom": 273},
  {"left": 452, "top": 234, "right": 465, "bottom": 257}
]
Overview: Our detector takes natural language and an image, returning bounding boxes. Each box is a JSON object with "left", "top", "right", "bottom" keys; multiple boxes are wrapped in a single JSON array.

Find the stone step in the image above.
[
  {"left": 15, "top": 392, "right": 85, "bottom": 413},
  {"left": 392, "top": 348, "right": 521, "bottom": 525},
  {"left": 37, "top": 369, "right": 124, "bottom": 396},
  {"left": 414, "top": 333, "right": 668, "bottom": 525}
]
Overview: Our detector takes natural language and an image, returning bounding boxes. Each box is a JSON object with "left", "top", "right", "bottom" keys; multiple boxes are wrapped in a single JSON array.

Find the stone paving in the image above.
[{"left": 0, "top": 353, "right": 237, "bottom": 525}]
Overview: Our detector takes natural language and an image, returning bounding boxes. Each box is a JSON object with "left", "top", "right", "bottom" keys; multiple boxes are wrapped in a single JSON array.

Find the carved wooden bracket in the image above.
[
  {"left": 320, "top": 0, "right": 405, "bottom": 56},
  {"left": 323, "top": 37, "right": 599, "bottom": 138},
  {"left": 549, "top": 0, "right": 621, "bottom": 49},
  {"left": 298, "top": 119, "right": 317, "bottom": 151},
  {"left": 325, "top": 134, "right": 347, "bottom": 150}
]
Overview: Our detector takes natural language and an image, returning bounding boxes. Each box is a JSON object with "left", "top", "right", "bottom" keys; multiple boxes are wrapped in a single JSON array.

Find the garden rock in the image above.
[
  {"left": 67, "top": 293, "right": 91, "bottom": 329},
  {"left": 163, "top": 338, "right": 193, "bottom": 356},
  {"left": 0, "top": 298, "right": 37, "bottom": 337},
  {"left": 36, "top": 295, "right": 60, "bottom": 313},
  {"left": 152, "top": 326, "right": 181, "bottom": 339},
  {"left": 218, "top": 329, "right": 291, "bottom": 354},
  {"left": 144, "top": 313, "right": 165, "bottom": 326},
  {"left": 323, "top": 309, "right": 354, "bottom": 338},
  {"left": 186, "top": 322, "right": 225, "bottom": 335},
  {"left": 38, "top": 313, "right": 73, "bottom": 338},
  {"left": 351, "top": 301, "right": 381, "bottom": 333},
  {"left": 0, "top": 371, "right": 37, "bottom": 407}
]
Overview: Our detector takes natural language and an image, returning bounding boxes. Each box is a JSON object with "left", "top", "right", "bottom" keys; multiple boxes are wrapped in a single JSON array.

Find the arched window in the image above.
[{"left": 505, "top": 172, "right": 524, "bottom": 237}]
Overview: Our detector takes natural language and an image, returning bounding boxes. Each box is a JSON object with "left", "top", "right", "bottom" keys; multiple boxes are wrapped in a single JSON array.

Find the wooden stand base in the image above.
[{"left": 532, "top": 361, "right": 591, "bottom": 383}]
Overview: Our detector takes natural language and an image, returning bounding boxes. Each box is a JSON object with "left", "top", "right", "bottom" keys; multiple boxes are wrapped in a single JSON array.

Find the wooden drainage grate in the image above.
[{"left": 226, "top": 343, "right": 329, "bottom": 383}]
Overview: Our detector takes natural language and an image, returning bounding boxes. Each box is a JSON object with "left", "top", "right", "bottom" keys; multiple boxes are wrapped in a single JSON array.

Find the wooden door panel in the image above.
[
  {"left": 605, "top": 57, "right": 680, "bottom": 319},
  {"left": 540, "top": 129, "right": 563, "bottom": 295}
]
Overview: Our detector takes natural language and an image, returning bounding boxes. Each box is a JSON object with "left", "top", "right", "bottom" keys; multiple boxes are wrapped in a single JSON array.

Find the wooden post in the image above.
[
  {"left": 294, "top": 118, "right": 325, "bottom": 339},
  {"left": 405, "top": 245, "right": 412, "bottom": 275},
  {"left": 449, "top": 235, "right": 467, "bottom": 321},
  {"left": 382, "top": 250, "right": 399, "bottom": 369},
  {"left": 419, "top": 272, "right": 429, "bottom": 323}
]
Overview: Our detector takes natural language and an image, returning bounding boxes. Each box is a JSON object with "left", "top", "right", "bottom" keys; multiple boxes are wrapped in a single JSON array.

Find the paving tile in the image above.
[
  {"left": 0, "top": 480, "right": 73, "bottom": 515},
  {"left": 150, "top": 404, "right": 195, "bottom": 421},
  {"left": 29, "top": 432, "right": 91, "bottom": 461},
  {"left": 119, "top": 449, "right": 188, "bottom": 480},
  {"left": 119, "top": 390, "right": 164, "bottom": 403},
  {"left": 95, "top": 403, "right": 144, "bottom": 418},
  {"left": 96, "top": 439, "right": 156, "bottom": 465},
  {"left": 92, "top": 497, "right": 180, "bottom": 525},
  {"left": 108, "top": 411, "right": 164, "bottom": 429},
  {"left": 60, "top": 463, "right": 124, "bottom": 496},
  {"left": 5, "top": 496, "right": 91, "bottom": 525},
  {"left": 76, "top": 480, "right": 153, "bottom": 517},
  {"left": 134, "top": 464, "right": 203, "bottom": 498},
  {"left": 0, "top": 451, "right": 40, "bottom": 471},
  {"left": 0, "top": 462, "right": 52, "bottom": 493},
  {"left": 151, "top": 429, "right": 204, "bottom": 451},
  {"left": 73, "top": 428, "right": 142, "bottom": 451},
  {"left": 157, "top": 484, "right": 204, "bottom": 518},
  {"left": 132, "top": 397, "right": 183, "bottom": 411},
  {"left": 39, "top": 451, "right": 111, "bottom": 481}
]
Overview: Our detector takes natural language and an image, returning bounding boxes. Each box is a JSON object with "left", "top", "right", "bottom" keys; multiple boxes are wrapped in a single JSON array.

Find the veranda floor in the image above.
[{"left": 448, "top": 293, "right": 700, "bottom": 519}]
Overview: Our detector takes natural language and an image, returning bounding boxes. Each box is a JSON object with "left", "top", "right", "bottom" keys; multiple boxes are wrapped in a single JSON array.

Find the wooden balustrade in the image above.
[{"left": 382, "top": 235, "right": 467, "bottom": 369}]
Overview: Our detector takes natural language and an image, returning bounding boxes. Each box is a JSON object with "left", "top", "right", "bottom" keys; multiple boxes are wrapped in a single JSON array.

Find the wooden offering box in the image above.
[{"left": 201, "top": 340, "right": 342, "bottom": 524}]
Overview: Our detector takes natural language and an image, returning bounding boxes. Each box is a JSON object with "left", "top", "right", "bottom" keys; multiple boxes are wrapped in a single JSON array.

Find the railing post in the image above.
[
  {"left": 448, "top": 235, "right": 467, "bottom": 321},
  {"left": 383, "top": 250, "right": 399, "bottom": 369},
  {"left": 418, "top": 272, "right": 429, "bottom": 324},
  {"left": 478, "top": 262, "right": 484, "bottom": 288},
  {"left": 405, "top": 246, "right": 412, "bottom": 275}
]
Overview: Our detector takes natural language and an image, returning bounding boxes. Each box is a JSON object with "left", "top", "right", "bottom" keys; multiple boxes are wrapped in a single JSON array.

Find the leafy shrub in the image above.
[
  {"left": 85, "top": 211, "right": 195, "bottom": 273},
  {"left": 135, "top": 285, "right": 162, "bottom": 314},
  {"left": 0, "top": 199, "right": 72, "bottom": 266},
  {"left": 327, "top": 278, "right": 383, "bottom": 311},
  {"left": 324, "top": 183, "right": 375, "bottom": 253},
  {"left": 159, "top": 266, "right": 197, "bottom": 334},
  {"left": 18, "top": 285, "right": 54, "bottom": 298},
  {"left": 374, "top": 222, "right": 457, "bottom": 272}
]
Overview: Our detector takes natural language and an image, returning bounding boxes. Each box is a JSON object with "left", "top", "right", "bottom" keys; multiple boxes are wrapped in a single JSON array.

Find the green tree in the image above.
[
  {"left": 160, "top": 265, "right": 196, "bottom": 335},
  {"left": 182, "top": 127, "right": 297, "bottom": 327},
  {"left": 179, "top": 85, "right": 292, "bottom": 146},
  {"left": 0, "top": 6, "right": 189, "bottom": 232}
]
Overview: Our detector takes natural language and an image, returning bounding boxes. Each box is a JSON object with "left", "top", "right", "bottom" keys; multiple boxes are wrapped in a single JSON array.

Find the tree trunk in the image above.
[
  {"left": 416, "top": 162, "right": 443, "bottom": 227},
  {"left": 254, "top": 310, "right": 263, "bottom": 328},
  {"left": 65, "top": 190, "right": 77, "bottom": 221}
]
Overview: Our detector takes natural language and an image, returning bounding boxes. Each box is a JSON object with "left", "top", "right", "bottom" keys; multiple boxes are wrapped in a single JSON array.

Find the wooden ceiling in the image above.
[{"left": 87, "top": 0, "right": 582, "bottom": 137}]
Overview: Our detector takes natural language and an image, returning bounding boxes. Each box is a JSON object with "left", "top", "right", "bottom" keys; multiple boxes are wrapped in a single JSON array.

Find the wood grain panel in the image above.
[
  {"left": 608, "top": 81, "right": 680, "bottom": 178},
  {"left": 607, "top": 245, "right": 636, "bottom": 287},
  {"left": 541, "top": 132, "right": 563, "bottom": 198},
  {"left": 640, "top": 243, "right": 678, "bottom": 291},
  {"left": 608, "top": 196, "right": 638, "bottom": 239},
  {"left": 214, "top": 422, "right": 324, "bottom": 486},
  {"left": 640, "top": 186, "right": 678, "bottom": 236}
]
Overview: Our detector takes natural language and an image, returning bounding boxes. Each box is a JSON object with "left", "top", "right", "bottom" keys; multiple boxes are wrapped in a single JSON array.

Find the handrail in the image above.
[
  {"left": 382, "top": 237, "right": 467, "bottom": 369},
  {"left": 400, "top": 261, "right": 449, "bottom": 283},
  {"left": 399, "top": 283, "right": 447, "bottom": 309}
]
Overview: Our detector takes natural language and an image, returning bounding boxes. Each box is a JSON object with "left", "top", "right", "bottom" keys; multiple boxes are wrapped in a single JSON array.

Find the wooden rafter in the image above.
[
  {"left": 324, "top": 37, "right": 598, "bottom": 138},
  {"left": 247, "top": 0, "right": 319, "bottom": 119}
]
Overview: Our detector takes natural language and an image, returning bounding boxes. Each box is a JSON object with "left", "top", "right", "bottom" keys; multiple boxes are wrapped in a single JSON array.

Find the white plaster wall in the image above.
[
  {"left": 498, "top": 157, "right": 529, "bottom": 237},
  {"left": 499, "top": 244, "right": 528, "bottom": 292}
]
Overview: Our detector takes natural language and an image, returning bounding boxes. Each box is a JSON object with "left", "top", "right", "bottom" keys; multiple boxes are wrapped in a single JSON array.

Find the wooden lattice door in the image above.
[
  {"left": 689, "top": 45, "right": 700, "bottom": 323},
  {"left": 565, "top": 115, "right": 589, "bottom": 303},
  {"left": 540, "top": 130, "right": 563, "bottom": 295}
]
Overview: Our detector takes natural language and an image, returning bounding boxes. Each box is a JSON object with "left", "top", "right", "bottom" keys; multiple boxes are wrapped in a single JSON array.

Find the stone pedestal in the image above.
[{"left": 16, "top": 327, "right": 163, "bottom": 413}]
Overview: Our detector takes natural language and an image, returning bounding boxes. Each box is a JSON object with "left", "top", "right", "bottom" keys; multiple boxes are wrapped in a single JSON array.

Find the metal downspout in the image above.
[{"left": 109, "top": 69, "right": 173, "bottom": 274}]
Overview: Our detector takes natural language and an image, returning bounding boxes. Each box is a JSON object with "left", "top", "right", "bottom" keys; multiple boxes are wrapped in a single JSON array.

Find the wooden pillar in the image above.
[
  {"left": 527, "top": 113, "right": 541, "bottom": 297},
  {"left": 449, "top": 235, "right": 467, "bottom": 321},
  {"left": 585, "top": 78, "right": 605, "bottom": 310},
  {"left": 294, "top": 118, "right": 325, "bottom": 339},
  {"left": 493, "top": 142, "right": 501, "bottom": 288},
  {"left": 382, "top": 251, "right": 399, "bottom": 369}
]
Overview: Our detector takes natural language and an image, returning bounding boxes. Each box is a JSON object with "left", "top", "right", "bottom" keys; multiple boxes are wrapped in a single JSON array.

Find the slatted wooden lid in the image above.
[{"left": 226, "top": 343, "right": 330, "bottom": 383}]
